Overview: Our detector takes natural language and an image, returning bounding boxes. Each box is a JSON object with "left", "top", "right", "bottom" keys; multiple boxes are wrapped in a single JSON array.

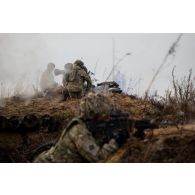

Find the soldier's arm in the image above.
[{"left": 69, "top": 124, "right": 119, "bottom": 162}]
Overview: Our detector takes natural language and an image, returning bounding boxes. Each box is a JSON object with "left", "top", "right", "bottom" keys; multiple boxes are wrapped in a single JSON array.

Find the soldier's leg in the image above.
[
  {"left": 63, "top": 88, "right": 70, "bottom": 100},
  {"left": 69, "top": 92, "right": 77, "bottom": 98},
  {"left": 69, "top": 92, "right": 82, "bottom": 99},
  {"left": 76, "top": 91, "right": 82, "bottom": 99}
]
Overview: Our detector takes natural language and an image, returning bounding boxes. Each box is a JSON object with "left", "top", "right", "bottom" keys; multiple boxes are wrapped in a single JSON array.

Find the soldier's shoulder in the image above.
[
  {"left": 78, "top": 67, "right": 89, "bottom": 76},
  {"left": 68, "top": 122, "right": 88, "bottom": 138},
  {"left": 67, "top": 118, "right": 86, "bottom": 131}
]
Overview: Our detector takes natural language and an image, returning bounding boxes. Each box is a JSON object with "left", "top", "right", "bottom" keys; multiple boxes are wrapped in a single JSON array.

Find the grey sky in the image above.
[{"left": 0, "top": 33, "right": 194, "bottom": 95}]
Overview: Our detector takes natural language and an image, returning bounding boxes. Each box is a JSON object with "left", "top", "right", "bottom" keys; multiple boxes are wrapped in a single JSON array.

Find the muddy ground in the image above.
[{"left": 0, "top": 93, "right": 195, "bottom": 163}]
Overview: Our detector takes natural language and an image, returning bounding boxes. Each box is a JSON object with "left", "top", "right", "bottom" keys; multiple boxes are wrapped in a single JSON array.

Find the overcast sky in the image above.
[{"left": 0, "top": 33, "right": 194, "bottom": 96}]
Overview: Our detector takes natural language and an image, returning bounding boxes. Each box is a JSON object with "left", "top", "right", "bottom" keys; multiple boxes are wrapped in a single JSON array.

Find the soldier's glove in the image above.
[
  {"left": 133, "top": 128, "right": 146, "bottom": 140},
  {"left": 114, "top": 130, "right": 129, "bottom": 147}
]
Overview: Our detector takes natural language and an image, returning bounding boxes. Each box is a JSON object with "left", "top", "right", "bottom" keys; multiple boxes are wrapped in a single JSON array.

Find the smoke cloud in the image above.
[{"left": 0, "top": 33, "right": 194, "bottom": 98}]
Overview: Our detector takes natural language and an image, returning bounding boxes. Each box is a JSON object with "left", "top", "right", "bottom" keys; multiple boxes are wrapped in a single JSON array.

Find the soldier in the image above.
[
  {"left": 40, "top": 63, "right": 58, "bottom": 96},
  {"left": 62, "top": 63, "right": 73, "bottom": 100},
  {"left": 33, "top": 92, "right": 121, "bottom": 163},
  {"left": 65, "top": 61, "right": 92, "bottom": 98},
  {"left": 74, "top": 60, "right": 92, "bottom": 90},
  {"left": 62, "top": 63, "right": 73, "bottom": 87}
]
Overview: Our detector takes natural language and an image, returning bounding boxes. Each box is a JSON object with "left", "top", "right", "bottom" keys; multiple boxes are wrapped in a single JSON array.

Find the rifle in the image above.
[
  {"left": 110, "top": 111, "right": 158, "bottom": 139},
  {"left": 85, "top": 112, "right": 128, "bottom": 146},
  {"left": 130, "top": 119, "right": 158, "bottom": 139},
  {"left": 85, "top": 111, "right": 158, "bottom": 146}
]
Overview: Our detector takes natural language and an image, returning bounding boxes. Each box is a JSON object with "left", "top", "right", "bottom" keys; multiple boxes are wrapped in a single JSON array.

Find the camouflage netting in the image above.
[{"left": 0, "top": 93, "right": 195, "bottom": 162}]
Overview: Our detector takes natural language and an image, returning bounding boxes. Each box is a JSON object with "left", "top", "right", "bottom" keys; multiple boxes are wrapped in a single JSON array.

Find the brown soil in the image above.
[
  {"left": 105, "top": 125, "right": 195, "bottom": 163},
  {"left": 0, "top": 93, "right": 195, "bottom": 163}
]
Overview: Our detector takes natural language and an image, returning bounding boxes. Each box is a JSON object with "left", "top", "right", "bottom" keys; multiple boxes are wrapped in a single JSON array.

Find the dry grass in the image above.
[{"left": 0, "top": 88, "right": 195, "bottom": 162}]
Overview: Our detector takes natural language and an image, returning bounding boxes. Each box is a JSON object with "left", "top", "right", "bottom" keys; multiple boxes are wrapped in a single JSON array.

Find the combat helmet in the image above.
[
  {"left": 64, "top": 63, "right": 73, "bottom": 73},
  {"left": 74, "top": 59, "right": 88, "bottom": 73},
  {"left": 64, "top": 63, "right": 73, "bottom": 70},
  {"left": 74, "top": 60, "right": 84, "bottom": 66},
  {"left": 79, "top": 92, "right": 114, "bottom": 119}
]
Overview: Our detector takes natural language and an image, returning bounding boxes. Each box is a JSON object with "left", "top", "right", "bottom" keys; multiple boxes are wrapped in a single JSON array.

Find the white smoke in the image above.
[
  {"left": 0, "top": 33, "right": 194, "bottom": 99},
  {"left": 113, "top": 70, "right": 126, "bottom": 91}
]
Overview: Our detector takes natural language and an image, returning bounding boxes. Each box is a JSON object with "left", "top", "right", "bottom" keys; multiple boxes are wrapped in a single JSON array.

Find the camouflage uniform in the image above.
[
  {"left": 34, "top": 93, "right": 119, "bottom": 163},
  {"left": 66, "top": 63, "right": 92, "bottom": 98},
  {"left": 40, "top": 63, "right": 57, "bottom": 94}
]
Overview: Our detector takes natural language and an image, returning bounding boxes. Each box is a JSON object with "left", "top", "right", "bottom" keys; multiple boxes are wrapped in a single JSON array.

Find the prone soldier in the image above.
[{"left": 33, "top": 92, "right": 128, "bottom": 163}]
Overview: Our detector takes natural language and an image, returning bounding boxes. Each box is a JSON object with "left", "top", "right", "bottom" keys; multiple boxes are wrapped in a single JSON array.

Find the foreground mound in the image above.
[
  {"left": 0, "top": 93, "right": 195, "bottom": 162},
  {"left": 105, "top": 125, "right": 195, "bottom": 163}
]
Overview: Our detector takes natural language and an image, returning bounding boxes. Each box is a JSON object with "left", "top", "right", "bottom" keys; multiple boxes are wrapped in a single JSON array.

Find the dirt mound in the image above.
[
  {"left": 0, "top": 96, "right": 81, "bottom": 162},
  {"left": 111, "top": 93, "right": 153, "bottom": 120},
  {"left": 0, "top": 93, "right": 152, "bottom": 120},
  {"left": 105, "top": 129, "right": 195, "bottom": 163},
  {"left": 0, "top": 93, "right": 195, "bottom": 163},
  {"left": 146, "top": 132, "right": 195, "bottom": 163},
  {"left": 0, "top": 97, "right": 79, "bottom": 118}
]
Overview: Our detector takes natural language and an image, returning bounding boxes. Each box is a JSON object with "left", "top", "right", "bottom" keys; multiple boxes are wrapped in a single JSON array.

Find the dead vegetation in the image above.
[
  {"left": 170, "top": 68, "right": 195, "bottom": 122},
  {"left": 0, "top": 74, "right": 194, "bottom": 163},
  {"left": 146, "top": 68, "right": 195, "bottom": 128}
]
